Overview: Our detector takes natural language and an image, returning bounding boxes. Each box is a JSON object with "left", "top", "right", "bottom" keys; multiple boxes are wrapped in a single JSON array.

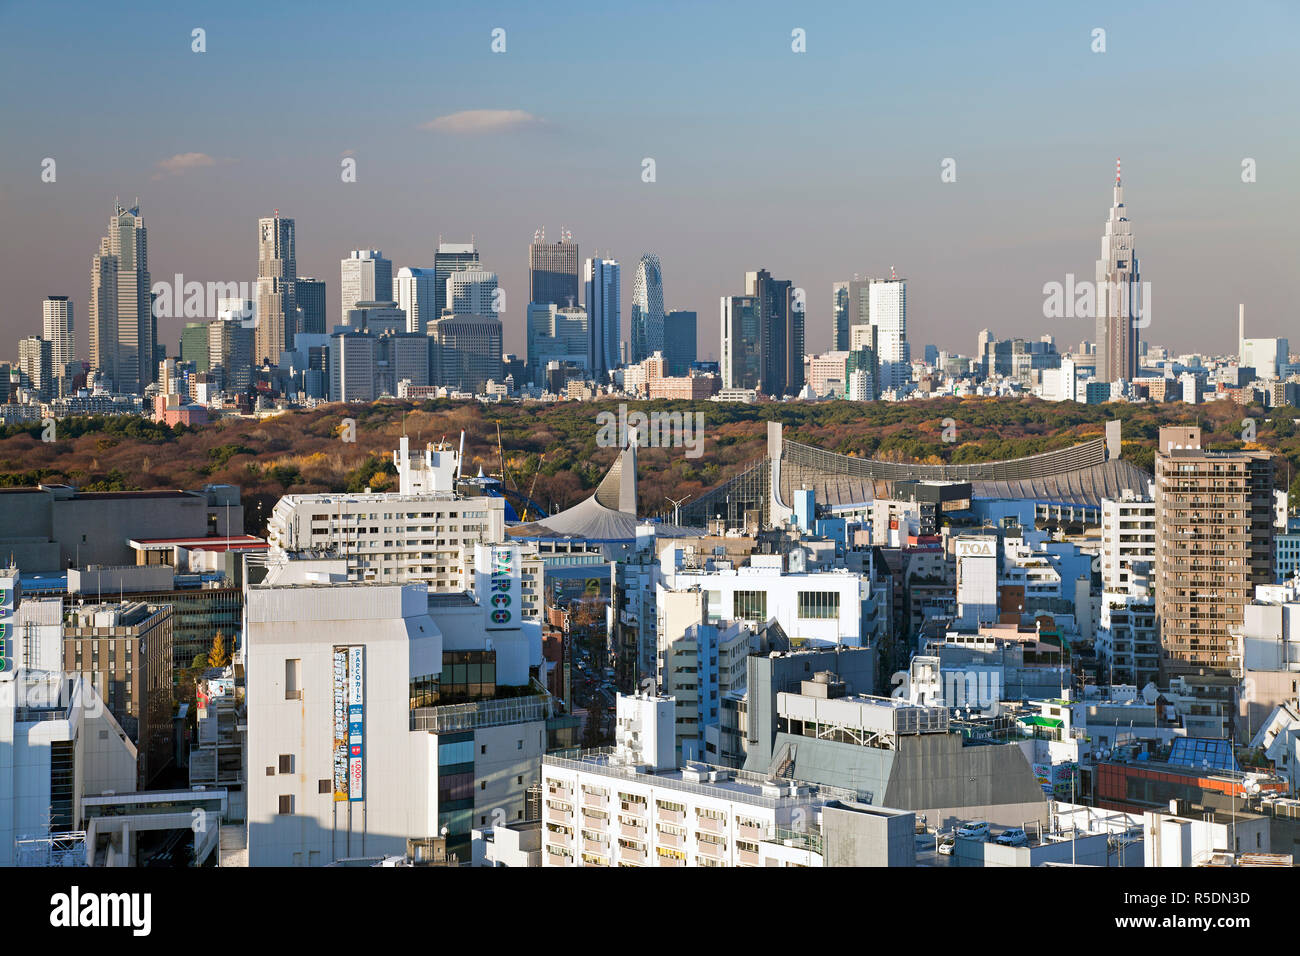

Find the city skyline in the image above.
[{"left": 2, "top": 1, "right": 1297, "bottom": 366}]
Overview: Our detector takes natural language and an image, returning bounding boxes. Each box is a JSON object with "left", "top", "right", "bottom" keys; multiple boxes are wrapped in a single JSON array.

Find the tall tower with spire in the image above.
[{"left": 1095, "top": 159, "right": 1140, "bottom": 383}]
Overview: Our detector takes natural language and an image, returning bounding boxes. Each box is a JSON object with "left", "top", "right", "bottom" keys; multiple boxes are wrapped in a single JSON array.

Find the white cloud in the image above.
[
  {"left": 152, "top": 152, "right": 232, "bottom": 179},
  {"left": 420, "top": 109, "right": 540, "bottom": 134}
]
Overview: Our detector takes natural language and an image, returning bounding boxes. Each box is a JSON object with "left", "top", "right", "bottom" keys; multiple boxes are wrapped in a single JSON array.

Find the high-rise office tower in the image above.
[
  {"left": 663, "top": 310, "right": 697, "bottom": 376},
  {"left": 527, "top": 303, "right": 589, "bottom": 383},
  {"left": 430, "top": 313, "right": 503, "bottom": 393},
  {"left": 88, "top": 201, "right": 153, "bottom": 393},
  {"left": 295, "top": 277, "right": 327, "bottom": 337},
  {"left": 180, "top": 321, "right": 212, "bottom": 372},
  {"left": 209, "top": 318, "right": 254, "bottom": 394},
  {"left": 42, "top": 296, "right": 74, "bottom": 374},
  {"left": 255, "top": 213, "right": 297, "bottom": 366},
  {"left": 339, "top": 250, "right": 392, "bottom": 320},
  {"left": 720, "top": 295, "right": 760, "bottom": 390},
  {"left": 1095, "top": 160, "right": 1140, "bottom": 383},
  {"left": 868, "top": 277, "right": 908, "bottom": 391},
  {"left": 434, "top": 242, "right": 479, "bottom": 318},
  {"left": 445, "top": 268, "right": 499, "bottom": 316},
  {"left": 528, "top": 228, "right": 579, "bottom": 308},
  {"left": 18, "top": 336, "right": 53, "bottom": 399},
  {"left": 1154, "top": 427, "right": 1275, "bottom": 678},
  {"left": 629, "top": 255, "right": 665, "bottom": 365},
  {"left": 395, "top": 267, "right": 439, "bottom": 334},
  {"left": 584, "top": 256, "right": 620, "bottom": 377},
  {"left": 745, "top": 269, "right": 802, "bottom": 396},
  {"left": 831, "top": 281, "right": 850, "bottom": 352}
]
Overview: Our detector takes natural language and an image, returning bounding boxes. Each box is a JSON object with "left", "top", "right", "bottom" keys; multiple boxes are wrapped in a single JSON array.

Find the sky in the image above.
[{"left": 1, "top": 0, "right": 1297, "bottom": 365}]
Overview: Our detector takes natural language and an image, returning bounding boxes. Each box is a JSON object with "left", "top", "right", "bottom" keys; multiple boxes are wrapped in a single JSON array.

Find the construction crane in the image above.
[
  {"left": 495, "top": 421, "right": 514, "bottom": 491},
  {"left": 521, "top": 453, "right": 546, "bottom": 523}
]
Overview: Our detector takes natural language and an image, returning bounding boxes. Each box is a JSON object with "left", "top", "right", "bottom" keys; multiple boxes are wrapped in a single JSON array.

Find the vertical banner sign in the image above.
[
  {"left": 477, "top": 544, "right": 521, "bottom": 631},
  {"left": 0, "top": 575, "right": 18, "bottom": 680},
  {"left": 348, "top": 646, "right": 364, "bottom": 802},
  {"left": 332, "top": 648, "right": 349, "bottom": 801}
]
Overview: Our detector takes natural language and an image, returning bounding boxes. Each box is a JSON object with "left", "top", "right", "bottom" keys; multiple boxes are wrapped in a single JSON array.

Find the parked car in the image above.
[
  {"left": 937, "top": 836, "right": 955, "bottom": 856},
  {"left": 955, "top": 821, "right": 990, "bottom": 840},
  {"left": 995, "top": 827, "right": 1028, "bottom": 847}
]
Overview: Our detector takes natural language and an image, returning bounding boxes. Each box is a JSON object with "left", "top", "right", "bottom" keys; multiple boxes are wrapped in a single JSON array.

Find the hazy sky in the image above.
[{"left": 2, "top": 0, "right": 1297, "bottom": 365}]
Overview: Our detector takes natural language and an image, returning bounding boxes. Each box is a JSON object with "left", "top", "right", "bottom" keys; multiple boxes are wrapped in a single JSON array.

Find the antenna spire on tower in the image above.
[{"left": 1115, "top": 157, "right": 1121, "bottom": 184}]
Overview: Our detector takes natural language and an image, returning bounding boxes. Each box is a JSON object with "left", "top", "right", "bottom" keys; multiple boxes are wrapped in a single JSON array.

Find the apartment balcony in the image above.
[
  {"left": 738, "top": 823, "right": 766, "bottom": 843},
  {"left": 656, "top": 854, "right": 684, "bottom": 867},
  {"left": 657, "top": 831, "right": 683, "bottom": 849},
  {"left": 547, "top": 807, "right": 570, "bottom": 824},
  {"left": 583, "top": 838, "right": 608, "bottom": 857},
  {"left": 697, "top": 840, "right": 723, "bottom": 860},
  {"left": 548, "top": 832, "right": 572, "bottom": 849},
  {"left": 658, "top": 809, "right": 685, "bottom": 825},
  {"left": 696, "top": 815, "right": 723, "bottom": 834},
  {"left": 621, "top": 822, "right": 646, "bottom": 839},
  {"left": 582, "top": 792, "right": 607, "bottom": 810},
  {"left": 738, "top": 848, "right": 760, "bottom": 867},
  {"left": 619, "top": 844, "right": 648, "bottom": 864}
]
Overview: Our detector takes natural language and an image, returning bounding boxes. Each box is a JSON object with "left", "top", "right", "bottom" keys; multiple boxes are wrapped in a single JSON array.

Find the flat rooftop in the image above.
[{"left": 544, "top": 749, "right": 857, "bottom": 808}]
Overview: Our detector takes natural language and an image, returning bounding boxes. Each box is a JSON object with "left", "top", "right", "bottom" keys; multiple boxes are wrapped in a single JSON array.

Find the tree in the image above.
[{"left": 207, "top": 631, "right": 230, "bottom": 669}]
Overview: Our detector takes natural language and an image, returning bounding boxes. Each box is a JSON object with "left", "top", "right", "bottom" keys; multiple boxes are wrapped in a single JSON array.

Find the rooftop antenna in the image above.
[
  {"left": 1116, "top": 157, "right": 1122, "bottom": 184},
  {"left": 890, "top": 264, "right": 897, "bottom": 280}
]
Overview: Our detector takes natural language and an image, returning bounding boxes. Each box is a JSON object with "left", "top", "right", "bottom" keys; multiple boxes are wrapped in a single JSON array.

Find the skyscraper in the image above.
[
  {"left": 339, "top": 250, "right": 392, "bottom": 320},
  {"left": 445, "top": 268, "right": 499, "bottom": 316},
  {"left": 295, "top": 277, "right": 327, "bottom": 337},
  {"left": 584, "top": 256, "right": 620, "bottom": 377},
  {"left": 255, "top": 213, "right": 297, "bottom": 366},
  {"left": 629, "top": 255, "right": 665, "bottom": 365},
  {"left": 18, "top": 336, "right": 52, "bottom": 400},
  {"left": 745, "top": 269, "right": 803, "bottom": 397},
  {"left": 868, "top": 277, "right": 908, "bottom": 391},
  {"left": 42, "top": 296, "right": 74, "bottom": 374},
  {"left": 831, "top": 281, "right": 850, "bottom": 352},
  {"left": 663, "top": 310, "right": 697, "bottom": 377},
  {"left": 434, "top": 242, "right": 479, "bottom": 318},
  {"left": 88, "top": 201, "right": 153, "bottom": 393},
  {"left": 720, "top": 295, "right": 760, "bottom": 390},
  {"left": 1095, "top": 160, "right": 1140, "bottom": 384},
  {"left": 430, "top": 313, "right": 503, "bottom": 393},
  {"left": 395, "top": 267, "right": 438, "bottom": 335},
  {"left": 528, "top": 229, "right": 579, "bottom": 308}
]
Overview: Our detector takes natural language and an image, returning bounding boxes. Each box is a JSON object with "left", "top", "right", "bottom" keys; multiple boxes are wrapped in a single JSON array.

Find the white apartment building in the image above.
[
  {"left": 1097, "top": 567, "right": 1159, "bottom": 686},
  {"left": 1000, "top": 535, "right": 1063, "bottom": 602},
  {"left": 1100, "top": 486, "right": 1156, "bottom": 591},
  {"left": 265, "top": 438, "right": 506, "bottom": 593},
  {"left": 658, "top": 547, "right": 867, "bottom": 646},
  {"left": 540, "top": 693, "right": 864, "bottom": 867}
]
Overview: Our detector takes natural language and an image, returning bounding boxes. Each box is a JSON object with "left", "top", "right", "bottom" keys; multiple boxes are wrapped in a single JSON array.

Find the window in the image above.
[
  {"left": 318, "top": 779, "right": 331, "bottom": 794},
  {"left": 733, "top": 590, "right": 767, "bottom": 621},
  {"left": 279, "top": 754, "right": 294, "bottom": 774},
  {"left": 285, "top": 659, "right": 302, "bottom": 699},
  {"left": 265, "top": 766, "right": 275, "bottom": 776},
  {"left": 797, "top": 591, "right": 840, "bottom": 620},
  {"left": 278, "top": 795, "right": 294, "bottom": 815}
]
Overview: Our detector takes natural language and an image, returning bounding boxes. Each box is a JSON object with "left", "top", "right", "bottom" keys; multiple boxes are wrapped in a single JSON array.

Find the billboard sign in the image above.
[
  {"left": 348, "top": 646, "right": 364, "bottom": 803},
  {"left": 477, "top": 545, "right": 521, "bottom": 631},
  {"left": 332, "top": 648, "right": 349, "bottom": 801}
]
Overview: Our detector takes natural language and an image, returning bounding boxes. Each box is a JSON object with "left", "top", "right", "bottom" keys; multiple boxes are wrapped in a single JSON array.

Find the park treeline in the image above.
[{"left": 2, "top": 396, "right": 1297, "bottom": 530}]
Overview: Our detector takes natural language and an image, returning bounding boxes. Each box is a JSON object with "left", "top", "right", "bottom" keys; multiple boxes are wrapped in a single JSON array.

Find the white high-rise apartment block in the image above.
[
  {"left": 395, "top": 266, "right": 438, "bottom": 334},
  {"left": 340, "top": 249, "right": 393, "bottom": 320},
  {"left": 255, "top": 213, "right": 297, "bottom": 365},
  {"left": 1100, "top": 485, "right": 1157, "bottom": 592},
  {"left": 42, "top": 296, "right": 74, "bottom": 373},
  {"left": 265, "top": 438, "right": 506, "bottom": 594},
  {"left": 868, "top": 278, "right": 909, "bottom": 390},
  {"left": 584, "top": 256, "right": 620, "bottom": 377},
  {"left": 444, "top": 268, "right": 499, "bottom": 316},
  {"left": 1238, "top": 306, "right": 1289, "bottom": 380}
]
